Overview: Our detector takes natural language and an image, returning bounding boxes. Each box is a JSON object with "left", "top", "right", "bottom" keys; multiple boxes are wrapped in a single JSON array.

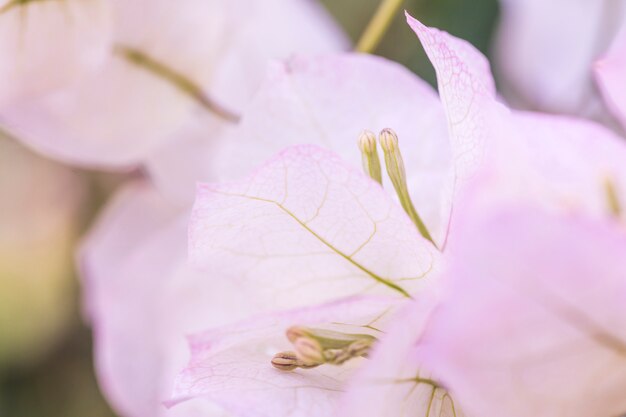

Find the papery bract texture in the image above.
[
  {"left": 0, "top": 0, "right": 111, "bottom": 105},
  {"left": 339, "top": 295, "right": 466, "bottom": 417},
  {"left": 190, "top": 145, "right": 438, "bottom": 309},
  {"left": 171, "top": 297, "right": 397, "bottom": 417},
  {"left": 211, "top": 53, "right": 450, "bottom": 240}
]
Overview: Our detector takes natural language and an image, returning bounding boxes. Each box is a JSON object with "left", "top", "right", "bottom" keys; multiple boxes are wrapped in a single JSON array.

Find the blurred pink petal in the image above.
[
  {"left": 209, "top": 53, "right": 450, "bottom": 240},
  {"left": 170, "top": 297, "right": 396, "bottom": 417},
  {"left": 190, "top": 145, "right": 438, "bottom": 309},
  {"left": 495, "top": 0, "right": 626, "bottom": 119},
  {"left": 420, "top": 199, "right": 626, "bottom": 417},
  {"left": 2, "top": 0, "right": 347, "bottom": 168},
  {"left": 81, "top": 182, "right": 254, "bottom": 417},
  {"left": 0, "top": 0, "right": 111, "bottom": 105},
  {"left": 595, "top": 23, "right": 626, "bottom": 130},
  {"left": 339, "top": 295, "right": 467, "bottom": 417}
]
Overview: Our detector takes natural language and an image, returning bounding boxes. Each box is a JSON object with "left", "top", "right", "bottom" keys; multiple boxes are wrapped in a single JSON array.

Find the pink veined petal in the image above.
[
  {"left": 595, "top": 22, "right": 626, "bottom": 130},
  {"left": 0, "top": 0, "right": 111, "bottom": 106},
  {"left": 169, "top": 296, "right": 400, "bottom": 417},
  {"left": 419, "top": 201, "right": 626, "bottom": 417},
  {"left": 405, "top": 13, "right": 499, "bottom": 248},
  {"left": 494, "top": 0, "right": 625, "bottom": 117},
  {"left": 80, "top": 181, "right": 253, "bottom": 417},
  {"left": 190, "top": 145, "right": 439, "bottom": 311},
  {"left": 210, "top": 53, "right": 451, "bottom": 242},
  {"left": 405, "top": 13, "right": 496, "bottom": 180},
  {"left": 339, "top": 295, "right": 468, "bottom": 417}
]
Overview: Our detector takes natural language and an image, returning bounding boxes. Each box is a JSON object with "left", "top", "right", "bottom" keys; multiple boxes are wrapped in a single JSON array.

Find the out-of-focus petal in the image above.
[
  {"left": 190, "top": 145, "right": 438, "bottom": 310},
  {"left": 81, "top": 181, "right": 254, "bottom": 417},
  {"left": 476, "top": 110, "right": 626, "bottom": 221},
  {"left": 420, "top": 199, "right": 626, "bottom": 417},
  {"left": 0, "top": 0, "right": 111, "bottom": 105},
  {"left": 339, "top": 295, "right": 467, "bottom": 417},
  {"left": 595, "top": 23, "right": 626, "bottom": 130},
  {"left": 170, "top": 296, "right": 397, "bottom": 417},
  {"left": 1, "top": 0, "right": 228, "bottom": 168},
  {"left": 0, "top": 136, "right": 85, "bottom": 368},
  {"left": 210, "top": 53, "right": 451, "bottom": 241},
  {"left": 495, "top": 0, "right": 626, "bottom": 117}
]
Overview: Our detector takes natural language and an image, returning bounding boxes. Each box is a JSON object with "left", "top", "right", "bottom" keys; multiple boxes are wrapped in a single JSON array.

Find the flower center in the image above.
[{"left": 271, "top": 326, "right": 377, "bottom": 372}]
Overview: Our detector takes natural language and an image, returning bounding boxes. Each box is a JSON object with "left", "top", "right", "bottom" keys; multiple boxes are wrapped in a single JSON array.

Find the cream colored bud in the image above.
[
  {"left": 357, "top": 130, "right": 383, "bottom": 184},
  {"left": 293, "top": 337, "right": 324, "bottom": 364},
  {"left": 271, "top": 351, "right": 299, "bottom": 371},
  {"left": 379, "top": 128, "right": 399, "bottom": 153}
]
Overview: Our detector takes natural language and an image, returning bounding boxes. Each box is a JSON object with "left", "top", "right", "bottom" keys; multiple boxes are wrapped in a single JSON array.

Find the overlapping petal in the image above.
[
  {"left": 0, "top": 0, "right": 111, "bottom": 105},
  {"left": 170, "top": 297, "right": 396, "bottom": 417},
  {"left": 1, "top": 0, "right": 347, "bottom": 168},
  {"left": 81, "top": 182, "right": 253, "bottom": 417},
  {"left": 420, "top": 199, "right": 626, "bottom": 417},
  {"left": 190, "top": 145, "right": 438, "bottom": 309},
  {"left": 189, "top": 52, "right": 452, "bottom": 238}
]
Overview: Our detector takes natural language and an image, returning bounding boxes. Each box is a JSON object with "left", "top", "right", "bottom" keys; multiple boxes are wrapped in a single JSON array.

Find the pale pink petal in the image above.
[
  {"left": 170, "top": 296, "right": 398, "bottom": 417},
  {"left": 339, "top": 295, "right": 467, "bottom": 417},
  {"left": 190, "top": 145, "right": 439, "bottom": 311},
  {"left": 0, "top": 0, "right": 111, "bottom": 105},
  {"left": 420, "top": 202, "right": 626, "bottom": 417},
  {"left": 595, "top": 23, "right": 626, "bottom": 130},
  {"left": 1, "top": 0, "right": 229, "bottom": 168},
  {"left": 473, "top": 110, "right": 626, "bottom": 221},
  {"left": 406, "top": 13, "right": 496, "bottom": 179},
  {"left": 405, "top": 13, "right": 499, "bottom": 247},
  {"left": 209, "top": 53, "right": 451, "bottom": 242},
  {"left": 81, "top": 182, "right": 253, "bottom": 417},
  {"left": 495, "top": 0, "right": 625, "bottom": 117}
]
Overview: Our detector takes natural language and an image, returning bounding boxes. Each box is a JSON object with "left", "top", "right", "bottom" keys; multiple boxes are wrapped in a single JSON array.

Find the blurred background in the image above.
[{"left": 0, "top": 1, "right": 498, "bottom": 416}]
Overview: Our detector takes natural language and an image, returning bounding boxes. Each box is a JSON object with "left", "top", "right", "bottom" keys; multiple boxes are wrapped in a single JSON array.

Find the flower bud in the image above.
[{"left": 357, "top": 130, "right": 383, "bottom": 184}]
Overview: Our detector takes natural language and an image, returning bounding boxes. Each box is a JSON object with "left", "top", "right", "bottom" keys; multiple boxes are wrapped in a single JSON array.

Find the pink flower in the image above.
[
  {"left": 340, "top": 13, "right": 626, "bottom": 417},
  {"left": 168, "top": 13, "right": 503, "bottom": 417},
  {"left": 1, "top": 0, "right": 347, "bottom": 168}
]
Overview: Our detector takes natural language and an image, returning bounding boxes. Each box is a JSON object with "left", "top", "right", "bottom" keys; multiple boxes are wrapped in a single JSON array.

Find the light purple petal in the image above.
[
  {"left": 170, "top": 296, "right": 398, "bottom": 417},
  {"left": 190, "top": 145, "right": 439, "bottom": 310}
]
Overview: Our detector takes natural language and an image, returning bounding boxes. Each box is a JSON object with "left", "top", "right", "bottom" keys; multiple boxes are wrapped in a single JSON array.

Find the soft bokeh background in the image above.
[{"left": 0, "top": 1, "right": 498, "bottom": 415}]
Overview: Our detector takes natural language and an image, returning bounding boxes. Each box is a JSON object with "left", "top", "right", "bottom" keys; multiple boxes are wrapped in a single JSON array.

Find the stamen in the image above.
[
  {"left": 604, "top": 177, "right": 621, "bottom": 218},
  {"left": 271, "top": 351, "right": 320, "bottom": 371},
  {"left": 379, "top": 128, "right": 437, "bottom": 247},
  {"left": 272, "top": 326, "right": 377, "bottom": 371},
  {"left": 357, "top": 130, "right": 383, "bottom": 184}
]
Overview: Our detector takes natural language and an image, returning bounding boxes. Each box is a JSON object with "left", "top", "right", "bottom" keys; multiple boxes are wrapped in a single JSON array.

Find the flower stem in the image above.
[{"left": 355, "top": 0, "right": 404, "bottom": 53}]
